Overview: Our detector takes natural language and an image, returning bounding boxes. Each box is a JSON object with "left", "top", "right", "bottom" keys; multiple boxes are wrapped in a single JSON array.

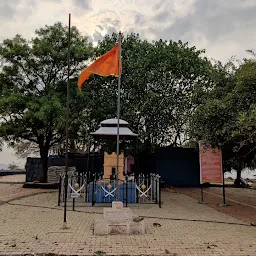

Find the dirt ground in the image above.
[
  {"left": 172, "top": 186, "right": 256, "bottom": 224},
  {"left": 0, "top": 174, "right": 25, "bottom": 183},
  {"left": 0, "top": 175, "right": 55, "bottom": 205}
]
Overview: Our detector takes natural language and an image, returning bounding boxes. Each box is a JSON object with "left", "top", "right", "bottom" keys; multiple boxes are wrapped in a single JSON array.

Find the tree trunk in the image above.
[
  {"left": 234, "top": 169, "right": 242, "bottom": 186},
  {"left": 40, "top": 146, "right": 49, "bottom": 183},
  {"left": 234, "top": 159, "right": 244, "bottom": 186}
]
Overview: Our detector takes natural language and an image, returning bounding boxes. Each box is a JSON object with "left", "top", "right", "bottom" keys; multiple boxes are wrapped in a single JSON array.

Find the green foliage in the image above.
[
  {"left": 190, "top": 53, "right": 256, "bottom": 174},
  {"left": 2, "top": 23, "right": 239, "bottom": 179},
  {"left": 0, "top": 22, "right": 93, "bottom": 181},
  {"left": 80, "top": 33, "right": 213, "bottom": 154},
  {"left": 8, "top": 162, "right": 19, "bottom": 171}
]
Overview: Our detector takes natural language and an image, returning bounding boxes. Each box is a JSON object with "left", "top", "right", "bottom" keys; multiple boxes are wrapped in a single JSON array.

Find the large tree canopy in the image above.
[
  {"left": 0, "top": 22, "right": 93, "bottom": 182},
  {"left": 190, "top": 52, "right": 256, "bottom": 183},
  {"left": 79, "top": 33, "right": 214, "bottom": 157},
  {"left": 0, "top": 24, "right": 223, "bottom": 180}
]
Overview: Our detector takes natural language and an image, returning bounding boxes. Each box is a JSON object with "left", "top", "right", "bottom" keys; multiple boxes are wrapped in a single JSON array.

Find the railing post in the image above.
[
  {"left": 136, "top": 175, "right": 139, "bottom": 203},
  {"left": 150, "top": 173, "right": 153, "bottom": 202},
  {"left": 155, "top": 175, "right": 158, "bottom": 204},
  {"left": 72, "top": 198, "right": 75, "bottom": 211},
  {"left": 58, "top": 175, "right": 62, "bottom": 206},
  {"left": 92, "top": 174, "right": 95, "bottom": 206},
  {"left": 61, "top": 175, "right": 64, "bottom": 202},
  {"left": 125, "top": 176, "right": 128, "bottom": 207},
  {"left": 152, "top": 174, "right": 156, "bottom": 201},
  {"left": 68, "top": 174, "right": 71, "bottom": 198},
  {"left": 85, "top": 174, "right": 88, "bottom": 203},
  {"left": 158, "top": 175, "right": 161, "bottom": 208}
]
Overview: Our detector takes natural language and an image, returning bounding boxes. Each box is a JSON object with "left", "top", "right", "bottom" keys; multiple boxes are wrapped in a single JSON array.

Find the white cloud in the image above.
[
  {"left": 0, "top": 0, "right": 256, "bottom": 162},
  {"left": 0, "top": 0, "right": 255, "bottom": 63}
]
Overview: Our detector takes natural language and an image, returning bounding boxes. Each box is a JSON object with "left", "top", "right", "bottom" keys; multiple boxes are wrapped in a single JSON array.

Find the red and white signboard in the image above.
[{"left": 199, "top": 141, "right": 223, "bottom": 184}]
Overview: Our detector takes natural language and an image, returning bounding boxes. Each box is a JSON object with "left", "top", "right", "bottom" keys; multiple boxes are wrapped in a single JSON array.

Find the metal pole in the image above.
[
  {"left": 58, "top": 175, "right": 62, "bottom": 206},
  {"left": 222, "top": 169, "right": 226, "bottom": 205},
  {"left": 86, "top": 135, "right": 90, "bottom": 174},
  {"left": 200, "top": 185, "right": 204, "bottom": 203},
  {"left": 125, "top": 176, "right": 128, "bottom": 207},
  {"left": 135, "top": 137, "right": 138, "bottom": 175},
  {"left": 155, "top": 177, "right": 158, "bottom": 204},
  {"left": 115, "top": 32, "right": 122, "bottom": 201},
  {"left": 72, "top": 198, "right": 75, "bottom": 211},
  {"left": 159, "top": 177, "right": 162, "bottom": 208},
  {"left": 92, "top": 176, "right": 95, "bottom": 206},
  {"left": 63, "top": 13, "right": 71, "bottom": 228},
  {"left": 85, "top": 174, "right": 88, "bottom": 203}
]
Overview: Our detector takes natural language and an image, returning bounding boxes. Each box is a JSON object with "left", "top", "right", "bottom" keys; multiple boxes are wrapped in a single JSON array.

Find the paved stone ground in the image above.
[
  {"left": 0, "top": 175, "right": 55, "bottom": 206},
  {"left": 0, "top": 189, "right": 255, "bottom": 256},
  {"left": 174, "top": 187, "right": 256, "bottom": 224},
  {"left": 0, "top": 174, "right": 25, "bottom": 183}
]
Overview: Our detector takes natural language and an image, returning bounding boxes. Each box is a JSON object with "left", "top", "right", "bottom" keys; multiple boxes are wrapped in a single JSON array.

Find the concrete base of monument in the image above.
[{"left": 94, "top": 201, "right": 146, "bottom": 235}]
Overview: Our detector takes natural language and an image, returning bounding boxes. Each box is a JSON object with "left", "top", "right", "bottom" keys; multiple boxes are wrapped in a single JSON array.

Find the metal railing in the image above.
[{"left": 58, "top": 172, "right": 161, "bottom": 208}]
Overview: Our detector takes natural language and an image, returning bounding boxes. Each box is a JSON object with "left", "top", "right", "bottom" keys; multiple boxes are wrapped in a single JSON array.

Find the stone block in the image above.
[
  {"left": 103, "top": 208, "right": 135, "bottom": 222},
  {"left": 109, "top": 223, "right": 128, "bottom": 234},
  {"left": 112, "top": 201, "right": 123, "bottom": 209},
  {"left": 129, "top": 220, "right": 146, "bottom": 235},
  {"left": 94, "top": 217, "right": 145, "bottom": 235},
  {"left": 94, "top": 217, "right": 110, "bottom": 235},
  {"left": 94, "top": 207, "right": 146, "bottom": 235}
]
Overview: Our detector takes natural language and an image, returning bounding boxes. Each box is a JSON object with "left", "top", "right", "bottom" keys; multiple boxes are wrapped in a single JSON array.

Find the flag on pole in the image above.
[{"left": 78, "top": 44, "right": 121, "bottom": 88}]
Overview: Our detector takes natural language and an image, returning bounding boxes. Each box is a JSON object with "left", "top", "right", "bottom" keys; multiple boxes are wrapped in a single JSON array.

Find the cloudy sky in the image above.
[{"left": 0, "top": 0, "right": 256, "bottom": 167}]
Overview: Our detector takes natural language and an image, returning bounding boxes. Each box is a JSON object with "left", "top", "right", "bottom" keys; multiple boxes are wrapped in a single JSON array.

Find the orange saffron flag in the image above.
[{"left": 78, "top": 44, "right": 121, "bottom": 88}]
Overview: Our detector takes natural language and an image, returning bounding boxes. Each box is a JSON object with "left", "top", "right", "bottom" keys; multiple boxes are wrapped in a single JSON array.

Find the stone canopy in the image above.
[{"left": 90, "top": 118, "right": 138, "bottom": 141}]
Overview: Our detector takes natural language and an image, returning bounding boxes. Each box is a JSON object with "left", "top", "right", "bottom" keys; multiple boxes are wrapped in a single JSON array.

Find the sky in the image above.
[{"left": 0, "top": 0, "right": 256, "bottom": 168}]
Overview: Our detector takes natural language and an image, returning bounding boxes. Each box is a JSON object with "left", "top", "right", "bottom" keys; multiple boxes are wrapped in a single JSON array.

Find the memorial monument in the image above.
[{"left": 91, "top": 118, "right": 145, "bottom": 235}]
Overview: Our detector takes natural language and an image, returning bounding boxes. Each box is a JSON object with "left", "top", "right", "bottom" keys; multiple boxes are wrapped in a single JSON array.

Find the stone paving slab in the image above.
[
  {"left": 0, "top": 174, "right": 25, "bottom": 183},
  {"left": 206, "top": 187, "right": 256, "bottom": 209},
  {"left": 175, "top": 187, "right": 256, "bottom": 224},
  {"left": 0, "top": 191, "right": 255, "bottom": 255},
  {"left": 0, "top": 183, "right": 55, "bottom": 206}
]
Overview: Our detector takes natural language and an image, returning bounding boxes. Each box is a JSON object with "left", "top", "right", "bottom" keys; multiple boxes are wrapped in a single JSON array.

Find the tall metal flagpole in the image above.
[
  {"left": 115, "top": 32, "right": 122, "bottom": 201},
  {"left": 63, "top": 13, "right": 71, "bottom": 228}
]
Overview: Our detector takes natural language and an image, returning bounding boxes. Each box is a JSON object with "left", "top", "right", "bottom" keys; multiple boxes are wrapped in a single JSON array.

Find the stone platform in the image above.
[{"left": 94, "top": 201, "right": 146, "bottom": 235}]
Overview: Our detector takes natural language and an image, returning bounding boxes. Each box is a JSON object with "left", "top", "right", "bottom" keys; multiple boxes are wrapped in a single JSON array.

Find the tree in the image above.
[
  {"left": 8, "top": 162, "right": 19, "bottom": 171},
  {"left": 79, "top": 33, "right": 213, "bottom": 162},
  {"left": 190, "top": 53, "right": 256, "bottom": 184},
  {"left": 0, "top": 23, "right": 93, "bottom": 182}
]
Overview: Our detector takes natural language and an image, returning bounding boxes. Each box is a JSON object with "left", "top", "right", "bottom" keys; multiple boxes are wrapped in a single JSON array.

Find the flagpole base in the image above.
[
  {"left": 62, "top": 222, "right": 69, "bottom": 229},
  {"left": 198, "top": 201, "right": 207, "bottom": 204},
  {"left": 218, "top": 203, "right": 230, "bottom": 207}
]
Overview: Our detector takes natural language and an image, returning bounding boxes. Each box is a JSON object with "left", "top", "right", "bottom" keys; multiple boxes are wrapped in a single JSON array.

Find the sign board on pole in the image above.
[
  {"left": 199, "top": 141, "right": 223, "bottom": 184},
  {"left": 71, "top": 192, "right": 80, "bottom": 198}
]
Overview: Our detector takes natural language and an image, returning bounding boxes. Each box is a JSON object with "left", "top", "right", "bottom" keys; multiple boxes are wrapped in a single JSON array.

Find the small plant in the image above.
[
  {"left": 8, "top": 162, "right": 19, "bottom": 171},
  {"left": 94, "top": 251, "right": 106, "bottom": 256}
]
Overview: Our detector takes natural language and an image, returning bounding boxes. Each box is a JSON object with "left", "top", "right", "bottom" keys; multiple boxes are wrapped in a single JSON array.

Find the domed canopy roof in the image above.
[
  {"left": 100, "top": 118, "right": 128, "bottom": 125},
  {"left": 90, "top": 118, "right": 138, "bottom": 141}
]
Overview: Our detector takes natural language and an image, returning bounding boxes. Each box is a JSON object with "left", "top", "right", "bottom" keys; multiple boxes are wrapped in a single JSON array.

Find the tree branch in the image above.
[
  {"left": 243, "top": 145, "right": 256, "bottom": 158},
  {"left": 19, "top": 135, "right": 38, "bottom": 144},
  {"left": 49, "top": 136, "right": 64, "bottom": 147}
]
